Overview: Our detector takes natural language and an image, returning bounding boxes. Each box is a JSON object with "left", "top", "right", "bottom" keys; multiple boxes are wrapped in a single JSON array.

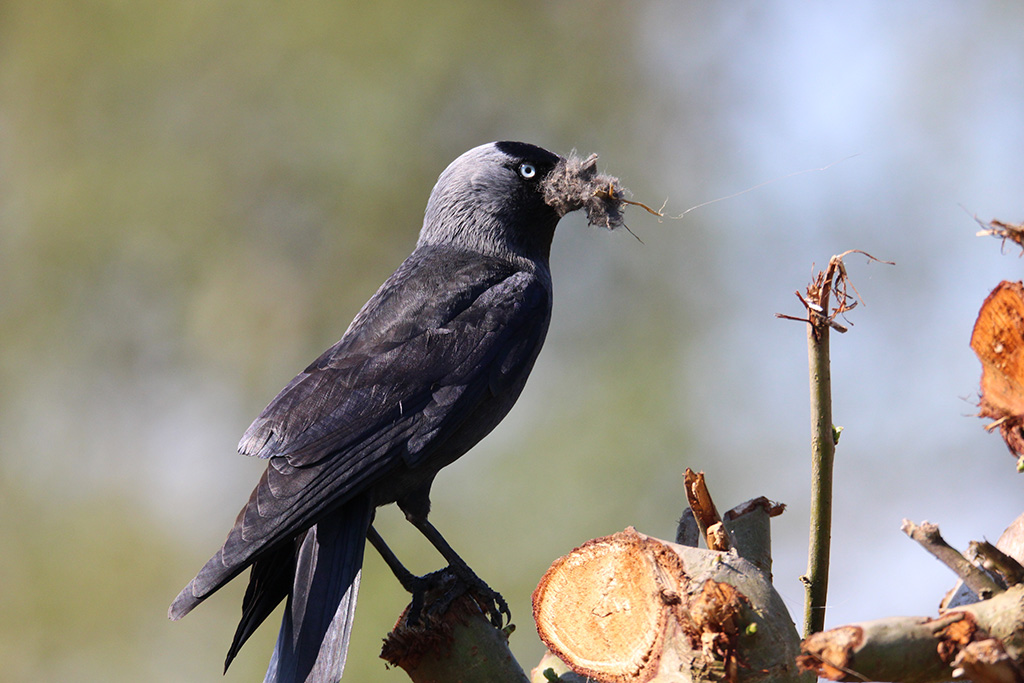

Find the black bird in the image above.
[{"left": 169, "top": 141, "right": 626, "bottom": 682}]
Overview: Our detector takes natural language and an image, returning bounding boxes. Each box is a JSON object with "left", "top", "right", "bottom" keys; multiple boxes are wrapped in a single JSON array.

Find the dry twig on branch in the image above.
[
  {"left": 974, "top": 216, "right": 1024, "bottom": 255},
  {"left": 776, "top": 250, "right": 893, "bottom": 637},
  {"left": 798, "top": 517, "right": 1024, "bottom": 683}
]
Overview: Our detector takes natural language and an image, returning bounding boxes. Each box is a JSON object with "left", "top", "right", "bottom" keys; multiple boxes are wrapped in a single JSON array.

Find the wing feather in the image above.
[{"left": 170, "top": 246, "right": 552, "bottom": 617}]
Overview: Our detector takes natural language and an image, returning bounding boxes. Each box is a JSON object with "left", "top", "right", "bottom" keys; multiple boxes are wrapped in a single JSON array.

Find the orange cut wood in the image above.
[
  {"left": 971, "top": 280, "right": 1024, "bottom": 457},
  {"left": 972, "top": 281, "right": 1024, "bottom": 416},
  {"left": 532, "top": 528, "right": 680, "bottom": 683},
  {"left": 533, "top": 526, "right": 807, "bottom": 682}
]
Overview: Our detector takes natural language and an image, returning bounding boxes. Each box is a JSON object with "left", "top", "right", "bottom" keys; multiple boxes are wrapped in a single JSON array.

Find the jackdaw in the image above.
[{"left": 169, "top": 141, "right": 627, "bottom": 682}]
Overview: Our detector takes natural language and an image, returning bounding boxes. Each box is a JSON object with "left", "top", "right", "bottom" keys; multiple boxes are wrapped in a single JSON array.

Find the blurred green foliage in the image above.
[
  {"left": 0, "top": 1, "right": 687, "bottom": 680},
  {"left": 8, "top": 1, "right": 1024, "bottom": 681}
]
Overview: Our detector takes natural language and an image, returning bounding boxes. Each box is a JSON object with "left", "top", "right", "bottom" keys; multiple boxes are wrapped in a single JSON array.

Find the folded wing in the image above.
[{"left": 170, "top": 246, "right": 551, "bottom": 619}]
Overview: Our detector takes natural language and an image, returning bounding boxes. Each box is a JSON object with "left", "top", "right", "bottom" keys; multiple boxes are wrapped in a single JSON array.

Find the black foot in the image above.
[
  {"left": 401, "top": 568, "right": 455, "bottom": 626},
  {"left": 451, "top": 565, "right": 509, "bottom": 628},
  {"left": 401, "top": 566, "right": 510, "bottom": 628}
]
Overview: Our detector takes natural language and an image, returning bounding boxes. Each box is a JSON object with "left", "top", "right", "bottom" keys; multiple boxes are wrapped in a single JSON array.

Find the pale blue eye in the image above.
[{"left": 518, "top": 163, "right": 537, "bottom": 179}]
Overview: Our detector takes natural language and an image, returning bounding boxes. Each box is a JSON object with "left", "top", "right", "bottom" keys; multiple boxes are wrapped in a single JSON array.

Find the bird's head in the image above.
[{"left": 419, "top": 141, "right": 565, "bottom": 265}]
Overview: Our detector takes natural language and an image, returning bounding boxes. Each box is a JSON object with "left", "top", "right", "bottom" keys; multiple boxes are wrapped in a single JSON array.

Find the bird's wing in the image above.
[
  {"left": 238, "top": 246, "right": 532, "bottom": 463},
  {"left": 170, "top": 247, "right": 550, "bottom": 617}
]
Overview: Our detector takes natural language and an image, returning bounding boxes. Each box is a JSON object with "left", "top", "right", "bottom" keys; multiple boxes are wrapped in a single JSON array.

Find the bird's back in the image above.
[{"left": 170, "top": 244, "right": 552, "bottom": 618}]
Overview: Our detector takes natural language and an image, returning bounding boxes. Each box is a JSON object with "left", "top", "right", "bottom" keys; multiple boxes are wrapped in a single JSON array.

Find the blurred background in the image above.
[{"left": 3, "top": 1, "right": 1023, "bottom": 680}]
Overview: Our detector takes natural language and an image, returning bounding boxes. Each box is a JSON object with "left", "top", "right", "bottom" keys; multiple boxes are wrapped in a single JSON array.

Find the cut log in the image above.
[{"left": 532, "top": 527, "right": 808, "bottom": 683}]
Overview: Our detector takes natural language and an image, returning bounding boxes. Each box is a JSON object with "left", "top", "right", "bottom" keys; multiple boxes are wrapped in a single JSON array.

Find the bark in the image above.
[
  {"left": 532, "top": 527, "right": 809, "bottom": 683},
  {"left": 381, "top": 590, "right": 529, "bottom": 683},
  {"left": 798, "top": 585, "right": 1024, "bottom": 683}
]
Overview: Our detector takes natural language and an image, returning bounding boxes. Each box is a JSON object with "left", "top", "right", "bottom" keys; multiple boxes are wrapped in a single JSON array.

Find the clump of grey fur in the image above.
[{"left": 541, "top": 152, "right": 628, "bottom": 229}]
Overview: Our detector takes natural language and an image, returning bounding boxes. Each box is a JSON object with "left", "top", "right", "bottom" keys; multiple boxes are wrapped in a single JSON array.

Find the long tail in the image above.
[{"left": 264, "top": 496, "right": 373, "bottom": 683}]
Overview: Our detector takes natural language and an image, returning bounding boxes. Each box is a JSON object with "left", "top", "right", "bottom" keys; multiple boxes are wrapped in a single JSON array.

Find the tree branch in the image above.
[
  {"left": 381, "top": 589, "right": 529, "bottom": 683},
  {"left": 901, "top": 520, "right": 1004, "bottom": 599},
  {"left": 798, "top": 585, "right": 1024, "bottom": 682}
]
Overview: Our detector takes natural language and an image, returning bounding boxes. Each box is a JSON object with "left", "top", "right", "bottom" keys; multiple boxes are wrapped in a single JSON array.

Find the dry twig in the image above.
[
  {"left": 901, "top": 520, "right": 1004, "bottom": 599},
  {"left": 777, "top": 250, "right": 893, "bottom": 638},
  {"left": 974, "top": 215, "right": 1024, "bottom": 255}
]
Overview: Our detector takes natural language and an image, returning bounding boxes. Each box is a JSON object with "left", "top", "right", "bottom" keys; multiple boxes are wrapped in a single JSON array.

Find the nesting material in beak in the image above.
[{"left": 541, "top": 152, "right": 629, "bottom": 229}]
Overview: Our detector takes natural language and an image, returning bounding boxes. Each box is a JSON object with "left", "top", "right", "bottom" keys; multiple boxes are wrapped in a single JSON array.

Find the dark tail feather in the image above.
[
  {"left": 264, "top": 496, "right": 373, "bottom": 683},
  {"left": 224, "top": 540, "right": 299, "bottom": 672}
]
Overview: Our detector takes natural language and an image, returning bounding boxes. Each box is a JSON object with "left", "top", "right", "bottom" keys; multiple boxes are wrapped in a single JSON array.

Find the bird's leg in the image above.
[
  {"left": 405, "top": 515, "right": 510, "bottom": 628},
  {"left": 367, "top": 525, "right": 430, "bottom": 624},
  {"left": 394, "top": 488, "right": 510, "bottom": 627},
  {"left": 367, "top": 525, "right": 466, "bottom": 626},
  {"left": 367, "top": 525, "right": 418, "bottom": 592}
]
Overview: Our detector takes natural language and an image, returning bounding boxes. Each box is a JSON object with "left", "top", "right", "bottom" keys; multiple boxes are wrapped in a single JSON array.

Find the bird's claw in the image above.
[
  {"left": 464, "top": 576, "right": 510, "bottom": 628},
  {"left": 444, "top": 563, "right": 510, "bottom": 628},
  {"left": 402, "top": 566, "right": 509, "bottom": 628},
  {"left": 401, "top": 568, "right": 453, "bottom": 626}
]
